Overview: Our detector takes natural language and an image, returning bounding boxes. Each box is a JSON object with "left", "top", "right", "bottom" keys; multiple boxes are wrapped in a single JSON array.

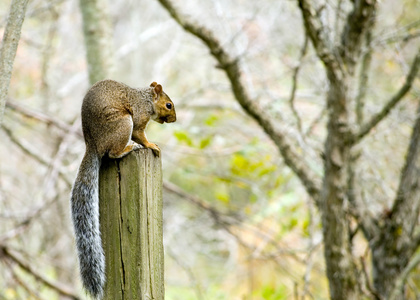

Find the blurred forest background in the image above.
[{"left": 1, "top": 0, "right": 420, "bottom": 299}]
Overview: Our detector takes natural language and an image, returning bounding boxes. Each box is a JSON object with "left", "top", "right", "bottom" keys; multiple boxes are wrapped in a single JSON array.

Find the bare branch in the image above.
[
  {"left": 375, "top": 20, "right": 420, "bottom": 46},
  {"left": 4, "top": 260, "right": 43, "bottom": 300},
  {"left": 380, "top": 30, "right": 420, "bottom": 47},
  {"left": 305, "top": 107, "right": 326, "bottom": 137},
  {"left": 6, "top": 100, "right": 83, "bottom": 137},
  {"left": 0, "top": 219, "right": 30, "bottom": 242},
  {"left": 289, "top": 36, "right": 308, "bottom": 134},
  {"left": 356, "top": 29, "right": 374, "bottom": 125},
  {"left": 389, "top": 251, "right": 420, "bottom": 300},
  {"left": 1, "top": 124, "right": 72, "bottom": 186},
  {"left": 0, "top": 121, "right": 78, "bottom": 244},
  {"left": 1, "top": 245, "right": 80, "bottom": 300},
  {"left": 297, "top": 0, "right": 339, "bottom": 78},
  {"left": 360, "top": 256, "right": 383, "bottom": 300},
  {"left": 302, "top": 198, "right": 317, "bottom": 300},
  {"left": 43, "top": 119, "right": 80, "bottom": 198},
  {"left": 0, "top": 122, "right": 73, "bottom": 243},
  {"left": 340, "top": 0, "right": 377, "bottom": 72},
  {"left": 333, "top": 0, "right": 345, "bottom": 44},
  {"left": 0, "top": 191, "right": 63, "bottom": 243},
  {"left": 163, "top": 180, "right": 309, "bottom": 266},
  {"left": 347, "top": 151, "right": 379, "bottom": 240},
  {"left": 411, "top": 233, "right": 420, "bottom": 250},
  {"left": 2, "top": 124, "right": 48, "bottom": 168},
  {"left": 157, "top": 0, "right": 322, "bottom": 201},
  {"left": 163, "top": 180, "right": 230, "bottom": 225},
  {"left": 0, "top": 0, "right": 29, "bottom": 125},
  {"left": 390, "top": 101, "right": 420, "bottom": 240},
  {"left": 354, "top": 49, "right": 420, "bottom": 143},
  {"left": 165, "top": 248, "right": 204, "bottom": 300}
]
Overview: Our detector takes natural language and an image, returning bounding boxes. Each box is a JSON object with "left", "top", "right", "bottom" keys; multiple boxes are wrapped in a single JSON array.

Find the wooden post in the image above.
[{"left": 99, "top": 149, "right": 164, "bottom": 300}]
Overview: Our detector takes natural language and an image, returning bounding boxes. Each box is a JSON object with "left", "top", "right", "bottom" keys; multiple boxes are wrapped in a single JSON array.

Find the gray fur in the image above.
[{"left": 71, "top": 150, "right": 105, "bottom": 299}]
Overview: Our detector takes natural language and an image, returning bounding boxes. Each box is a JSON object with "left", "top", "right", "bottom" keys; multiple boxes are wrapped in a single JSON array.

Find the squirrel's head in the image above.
[{"left": 150, "top": 82, "right": 176, "bottom": 124}]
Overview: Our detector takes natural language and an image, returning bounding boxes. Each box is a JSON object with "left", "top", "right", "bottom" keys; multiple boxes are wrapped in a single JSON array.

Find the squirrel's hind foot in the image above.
[{"left": 108, "top": 141, "right": 140, "bottom": 159}]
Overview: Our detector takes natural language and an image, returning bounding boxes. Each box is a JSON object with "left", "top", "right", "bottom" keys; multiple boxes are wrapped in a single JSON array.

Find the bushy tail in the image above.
[{"left": 71, "top": 150, "right": 105, "bottom": 299}]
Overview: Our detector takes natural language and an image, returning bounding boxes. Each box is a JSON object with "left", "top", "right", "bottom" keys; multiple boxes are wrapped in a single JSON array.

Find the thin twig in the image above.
[
  {"left": 408, "top": 279, "right": 420, "bottom": 299},
  {"left": 163, "top": 180, "right": 308, "bottom": 265},
  {"left": 374, "top": 20, "right": 420, "bottom": 47},
  {"left": 1, "top": 124, "right": 72, "bottom": 186},
  {"left": 360, "top": 255, "right": 383, "bottom": 300},
  {"left": 355, "top": 28, "right": 374, "bottom": 125},
  {"left": 346, "top": 150, "right": 379, "bottom": 240},
  {"left": 0, "top": 0, "right": 30, "bottom": 125},
  {"left": 4, "top": 259, "right": 43, "bottom": 300},
  {"left": 289, "top": 36, "right": 308, "bottom": 134},
  {"left": 390, "top": 99, "right": 420, "bottom": 249},
  {"left": 354, "top": 48, "right": 420, "bottom": 143},
  {"left": 302, "top": 198, "right": 316, "bottom": 300},
  {"left": 6, "top": 100, "right": 83, "bottom": 137},
  {"left": 389, "top": 251, "right": 420, "bottom": 300},
  {"left": 2, "top": 124, "right": 47, "bottom": 167},
  {"left": 1, "top": 245, "right": 80, "bottom": 300},
  {"left": 305, "top": 107, "right": 326, "bottom": 137},
  {"left": 297, "top": 0, "right": 340, "bottom": 78},
  {"left": 0, "top": 193, "right": 61, "bottom": 243},
  {"left": 411, "top": 233, "right": 420, "bottom": 249},
  {"left": 333, "top": 0, "right": 344, "bottom": 44},
  {"left": 166, "top": 248, "right": 204, "bottom": 300},
  {"left": 0, "top": 219, "right": 31, "bottom": 242},
  {"left": 339, "top": 0, "right": 377, "bottom": 73},
  {"left": 43, "top": 119, "right": 80, "bottom": 198},
  {"left": 163, "top": 180, "right": 229, "bottom": 224}
]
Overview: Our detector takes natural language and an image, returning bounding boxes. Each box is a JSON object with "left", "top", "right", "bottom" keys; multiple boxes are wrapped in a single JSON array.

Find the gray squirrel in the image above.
[{"left": 70, "top": 80, "right": 176, "bottom": 298}]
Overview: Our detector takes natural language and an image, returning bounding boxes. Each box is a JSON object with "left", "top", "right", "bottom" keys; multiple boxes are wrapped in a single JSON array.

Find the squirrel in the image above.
[{"left": 70, "top": 79, "right": 176, "bottom": 298}]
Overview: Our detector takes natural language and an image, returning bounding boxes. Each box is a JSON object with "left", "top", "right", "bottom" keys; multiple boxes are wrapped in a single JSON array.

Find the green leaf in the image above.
[
  {"left": 231, "top": 153, "right": 249, "bottom": 175},
  {"left": 199, "top": 136, "right": 212, "bottom": 149},
  {"left": 302, "top": 218, "right": 310, "bottom": 236},
  {"left": 258, "top": 284, "right": 288, "bottom": 300},
  {"left": 204, "top": 114, "right": 220, "bottom": 126},
  {"left": 174, "top": 130, "right": 194, "bottom": 147},
  {"left": 258, "top": 165, "right": 276, "bottom": 176},
  {"left": 289, "top": 217, "right": 298, "bottom": 230},
  {"left": 215, "top": 191, "right": 230, "bottom": 204}
]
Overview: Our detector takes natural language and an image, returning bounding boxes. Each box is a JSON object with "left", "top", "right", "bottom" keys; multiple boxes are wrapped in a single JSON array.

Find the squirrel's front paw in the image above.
[{"left": 147, "top": 143, "right": 161, "bottom": 157}]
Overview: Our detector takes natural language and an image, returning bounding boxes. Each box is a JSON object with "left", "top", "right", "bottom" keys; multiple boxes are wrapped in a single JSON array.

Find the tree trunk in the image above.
[
  {"left": 79, "top": 0, "right": 113, "bottom": 84},
  {"left": 0, "top": 0, "right": 29, "bottom": 125},
  {"left": 321, "top": 72, "right": 359, "bottom": 300},
  {"left": 99, "top": 149, "right": 165, "bottom": 299},
  {"left": 370, "top": 101, "right": 420, "bottom": 299},
  {"left": 371, "top": 238, "right": 407, "bottom": 299}
]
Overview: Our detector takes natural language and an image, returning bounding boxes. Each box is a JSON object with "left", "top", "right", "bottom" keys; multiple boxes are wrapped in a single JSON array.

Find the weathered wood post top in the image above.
[{"left": 99, "top": 149, "right": 164, "bottom": 300}]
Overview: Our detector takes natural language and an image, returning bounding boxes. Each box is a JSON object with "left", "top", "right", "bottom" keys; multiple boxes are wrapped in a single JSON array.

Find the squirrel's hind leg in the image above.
[
  {"left": 106, "top": 115, "right": 139, "bottom": 159},
  {"left": 109, "top": 141, "right": 141, "bottom": 159}
]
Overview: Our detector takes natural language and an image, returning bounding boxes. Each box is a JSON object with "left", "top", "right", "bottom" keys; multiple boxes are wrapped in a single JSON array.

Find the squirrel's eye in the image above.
[{"left": 166, "top": 103, "right": 172, "bottom": 109}]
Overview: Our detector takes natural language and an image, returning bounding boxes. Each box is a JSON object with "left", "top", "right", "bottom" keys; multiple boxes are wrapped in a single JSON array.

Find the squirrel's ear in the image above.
[
  {"left": 154, "top": 84, "right": 162, "bottom": 95},
  {"left": 150, "top": 82, "right": 158, "bottom": 87}
]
